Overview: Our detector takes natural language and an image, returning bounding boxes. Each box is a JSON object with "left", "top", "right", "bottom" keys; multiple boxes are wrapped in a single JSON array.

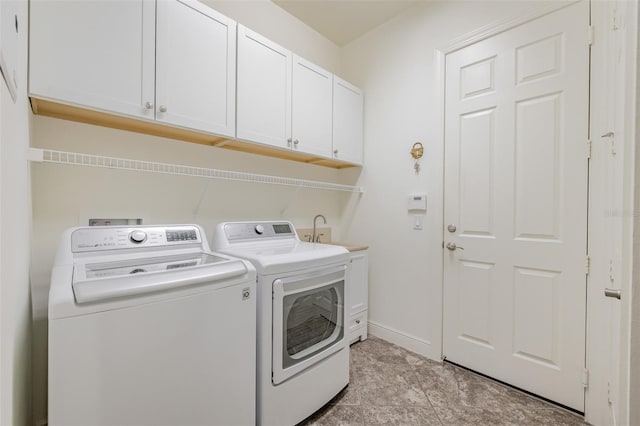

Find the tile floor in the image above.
[{"left": 302, "top": 336, "right": 588, "bottom": 426}]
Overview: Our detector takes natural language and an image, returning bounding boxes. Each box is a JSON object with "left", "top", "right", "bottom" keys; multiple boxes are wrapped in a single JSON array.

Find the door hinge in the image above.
[
  {"left": 588, "top": 25, "right": 594, "bottom": 46},
  {"left": 585, "top": 255, "right": 591, "bottom": 275},
  {"left": 587, "top": 140, "right": 592, "bottom": 159},
  {"left": 582, "top": 368, "right": 589, "bottom": 388}
]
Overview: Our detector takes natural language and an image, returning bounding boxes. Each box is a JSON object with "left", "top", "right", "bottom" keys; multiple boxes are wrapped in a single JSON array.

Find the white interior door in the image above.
[{"left": 443, "top": 1, "right": 589, "bottom": 411}]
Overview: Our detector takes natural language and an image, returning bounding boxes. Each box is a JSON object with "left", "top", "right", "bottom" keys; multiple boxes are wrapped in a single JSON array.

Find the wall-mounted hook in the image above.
[
  {"left": 410, "top": 142, "right": 424, "bottom": 174},
  {"left": 410, "top": 142, "right": 424, "bottom": 160}
]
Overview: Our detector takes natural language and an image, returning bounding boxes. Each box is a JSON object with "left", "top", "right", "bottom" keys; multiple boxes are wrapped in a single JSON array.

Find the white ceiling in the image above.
[{"left": 273, "top": 1, "right": 422, "bottom": 46}]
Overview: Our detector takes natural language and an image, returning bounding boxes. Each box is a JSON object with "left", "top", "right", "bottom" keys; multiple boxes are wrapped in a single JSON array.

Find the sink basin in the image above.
[{"left": 295, "top": 227, "right": 368, "bottom": 251}]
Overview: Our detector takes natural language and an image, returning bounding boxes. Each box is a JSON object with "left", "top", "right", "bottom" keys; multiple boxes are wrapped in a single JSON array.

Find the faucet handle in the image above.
[
  {"left": 315, "top": 233, "right": 325, "bottom": 243},
  {"left": 303, "top": 234, "right": 312, "bottom": 242}
]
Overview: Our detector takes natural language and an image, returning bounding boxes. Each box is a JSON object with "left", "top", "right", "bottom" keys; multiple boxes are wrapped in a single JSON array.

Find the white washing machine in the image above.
[
  {"left": 48, "top": 224, "right": 257, "bottom": 426},
  {"left": 212, "top": 221, "right": 350, "bottom": 426}
]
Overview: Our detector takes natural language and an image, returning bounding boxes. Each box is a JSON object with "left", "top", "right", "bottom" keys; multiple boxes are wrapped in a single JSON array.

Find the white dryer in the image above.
[
  {"left": 212, "top": 221, "right": 350, "bottom": 426},
  {"left": 48, "top": 224, "right": 257, "bottom": 426}
]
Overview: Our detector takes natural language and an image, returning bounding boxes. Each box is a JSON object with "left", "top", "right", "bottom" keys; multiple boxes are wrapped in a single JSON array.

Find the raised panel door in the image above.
[
  {"left": 155, "top": 0, "right": 236, "bottom": 137},
  {"left": 443, "top": 1, "right": 589, "bottom": 411},
  {"left": 29, "top": 0, "right": 155, "bottom": 120},
  {"left": 236, "top": 25, "right": 292, "bottom": 149}
]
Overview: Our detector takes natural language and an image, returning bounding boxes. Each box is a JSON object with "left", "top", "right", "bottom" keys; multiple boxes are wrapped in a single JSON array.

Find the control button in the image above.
[
  {"left": 129, "top": 230, "right": 147, "bottom": 244},
  {"left": 255, "top": 225, "right": 265, "bottom": 235}
]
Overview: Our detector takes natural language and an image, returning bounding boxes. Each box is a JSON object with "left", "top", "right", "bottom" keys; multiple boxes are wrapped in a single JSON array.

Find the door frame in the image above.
[
  {"left": 587, "top": 1, "right": 638, "bottom": 425},
  {"left": 435, "top": 1, "right": 636, "bottom": 423}
]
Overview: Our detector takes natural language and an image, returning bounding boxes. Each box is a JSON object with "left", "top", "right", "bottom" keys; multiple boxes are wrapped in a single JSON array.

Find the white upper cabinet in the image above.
[
  {"left": 237, "top": 27, "right": 334, "bottom": 159},
  {"left": 236, "top": 25, "right": 292, "bottom": 148},
  {"left": 291, "top": 55, "right": 333, "bottom": 158},
  {"left": 156, "top": 1, "right": 236, "bottom": 137},
  {"left": 29, "top": 5, "right": 363, "bottom": 167},
  {"left": 333, "top": 77, "right": 364, "bottom": 165},
  {"left": 29, "top": 0, "right": 156, "bottom": 120},
  {"left": 30, "top": 0, "right": 236, "bottom": 137}
]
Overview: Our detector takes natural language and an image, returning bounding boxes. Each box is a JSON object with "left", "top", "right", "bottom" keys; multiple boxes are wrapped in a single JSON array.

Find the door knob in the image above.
[
  {"left": 159, "top": 105, "right": 167, "bottom": 113},
  {"left": 144, "top": 101, "right": 154, "bottom": 110},
  {"left": 447, "top": 224, "right": 457, "bottom": 233},
  {"left": 604, "top": 288, "right": 621, "bottom": 300},
  {"left": 446, "top": 242, "right": 464, "bottom": 251}
]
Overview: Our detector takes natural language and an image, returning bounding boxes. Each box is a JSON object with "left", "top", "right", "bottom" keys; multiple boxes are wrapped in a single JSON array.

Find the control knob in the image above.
[
  {"left": 129, "top": 230, "right": 147, "bottom": 244},
  {"left": 255, "top": 225, "right": 265, "bottom": 235}
]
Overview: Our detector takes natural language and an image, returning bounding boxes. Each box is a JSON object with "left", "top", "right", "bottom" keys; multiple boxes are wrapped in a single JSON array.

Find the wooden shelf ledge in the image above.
[{"left": 30, "top": 98, "right": 359, "bottom": 170}]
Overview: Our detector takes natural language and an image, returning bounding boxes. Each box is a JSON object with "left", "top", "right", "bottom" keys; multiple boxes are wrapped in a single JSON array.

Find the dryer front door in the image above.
[{"left": 272, "top": 265, "right": 346, "bottom": 385}]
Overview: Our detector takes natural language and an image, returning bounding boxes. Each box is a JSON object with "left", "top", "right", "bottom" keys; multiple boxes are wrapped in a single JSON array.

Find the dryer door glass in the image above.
[
  {"left": 271, "top": 264, "right": 347, "bottom": 385},
  {"left": 284, "top": 284, "right": 342, "bottom": 362}
]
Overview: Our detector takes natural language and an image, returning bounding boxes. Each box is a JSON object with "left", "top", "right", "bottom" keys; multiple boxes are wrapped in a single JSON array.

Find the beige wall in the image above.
[
  {"left": 1, "top": 0, "right": 33, "bottom": 424},
  {"left": 341, "top": 2, "right": 638, "bottom": 424},
  {"left": 26, "top": 1, "right": 640, "bottom": 425},
  {"left": 340, "top": 0, "right": 554, "bottom": 359},
  {"left": 28, "top": 2, "right": 349, "bottom": 424},
  {"left": 203, "top": 0, "right": 341, "bottom": 75}
]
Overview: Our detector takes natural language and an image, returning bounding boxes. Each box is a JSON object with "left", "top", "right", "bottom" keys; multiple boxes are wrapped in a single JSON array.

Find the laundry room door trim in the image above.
[
  {"left": 584, "top": 1, "right": 638, "bottom": 425},
  {"left": 434, "top": 0, "right": 592, "bottom": 416},
  {"left": 441, "top": 0, "right": 582, "bottom": 54}
]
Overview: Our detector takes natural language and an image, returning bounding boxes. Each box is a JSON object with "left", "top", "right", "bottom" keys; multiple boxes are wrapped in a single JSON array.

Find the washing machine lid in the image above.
[{"left": 72, "top": 252, "right": 248, "bottom": 304}]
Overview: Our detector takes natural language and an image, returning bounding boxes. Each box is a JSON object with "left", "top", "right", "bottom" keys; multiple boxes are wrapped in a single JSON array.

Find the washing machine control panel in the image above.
[
  {"left": 72, "top": 225, "right": 202, "bottom": 252},
  {"left": 223, "top": 222, "right": 296, "bottom": 242}
]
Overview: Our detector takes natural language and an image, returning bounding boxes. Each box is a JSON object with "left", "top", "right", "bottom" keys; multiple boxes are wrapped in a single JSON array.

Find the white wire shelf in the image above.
[{"left": 28, "top": 148, "right": 364, "bottom": 193}]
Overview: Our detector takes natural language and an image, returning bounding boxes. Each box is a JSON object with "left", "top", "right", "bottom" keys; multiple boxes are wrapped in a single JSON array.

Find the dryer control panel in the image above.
[
  {"left": 71, "top": 225, "right": 202, "bottom": 253},
  {"left": 222, "top": 221, "right": 297, "bottom": 242}
]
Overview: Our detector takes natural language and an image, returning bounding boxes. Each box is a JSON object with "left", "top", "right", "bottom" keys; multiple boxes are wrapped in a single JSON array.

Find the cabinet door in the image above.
[
  {"left": 156, "top": 0, "right": 236, "bottom": 137},
  {"left": 333, "top": 77, "right": 364, "bottom": 165},
  {"left": 29, "top": 0, "right": 155, "bottom": 120},
  {"left": 349, "top": 251, "right": 369, "bottom": 314},
  {"left": 236, "top": 25, "right": 292, "bottom": 148},
  {"left": 291, "top": 55, "right": 332, "bottom": 158}
]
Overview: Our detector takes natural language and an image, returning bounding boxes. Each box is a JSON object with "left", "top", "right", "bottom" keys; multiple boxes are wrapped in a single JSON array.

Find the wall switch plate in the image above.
[{"left": 413, "top": 215, "right": 423, "bottom": 230}]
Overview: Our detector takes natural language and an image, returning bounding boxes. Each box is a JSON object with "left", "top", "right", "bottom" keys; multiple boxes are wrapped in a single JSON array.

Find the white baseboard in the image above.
[{"left": 368, "top": 320, "right": 440, "bottom": 361}]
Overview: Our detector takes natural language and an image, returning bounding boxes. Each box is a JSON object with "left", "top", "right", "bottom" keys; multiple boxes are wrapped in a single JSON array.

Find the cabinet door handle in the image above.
[
  {"left": 145, "top": 101, "right": 154, "bottom": 110},
  {"left": 287, "top": 138, "right": 292, "bottom": 147},
  {"left": 293, "top": 139, "right": 299, "bottom": 146},
  {"left": 355, "top": 319, "right": 361, "bottom": 324},
  {"left": 159, "top": 105, "right": 167, "bottom": 113},
  {"left": 333, "top": 149, "right": 339, "bottom": 156}
]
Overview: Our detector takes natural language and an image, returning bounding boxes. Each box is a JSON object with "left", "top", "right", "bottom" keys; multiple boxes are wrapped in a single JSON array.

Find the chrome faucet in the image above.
[{"left": 313, "top": 214, "right": 327, "bottom": 243}]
